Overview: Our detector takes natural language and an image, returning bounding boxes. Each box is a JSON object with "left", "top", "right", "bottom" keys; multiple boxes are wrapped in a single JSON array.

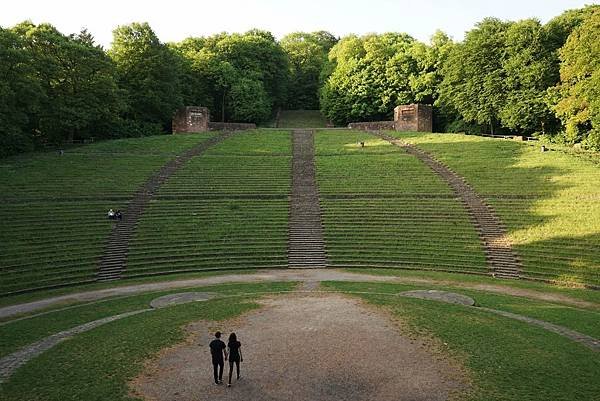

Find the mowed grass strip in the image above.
[
  {"left": 204, "top": 129, "right": 291, "bottom": 156},
  {"left": 277, "top": 110, "right": 329, "bottom": 128},
  {"left": 391, "top": 132, "right": 600, "bottom": 287},
  {"left": 0, "top": 282, "right": 296, "bottom": 401},
  {"left": 322, "top": 281, "right": 600, "bottom": 401},
  {"left": 127, "top": 199, "right": 289, "bottom": 275},
  {"left": 0, "top": 282, "right": 296, "bottom": 359},
  {"left": 0, "top": 134, "right": 215, "bottom": 198},
  {"left": 322, "top": 199, "right": 487, "bottom": 273},
  {"left": 0, "top": 134, "right": 216, "bottom": 295}
]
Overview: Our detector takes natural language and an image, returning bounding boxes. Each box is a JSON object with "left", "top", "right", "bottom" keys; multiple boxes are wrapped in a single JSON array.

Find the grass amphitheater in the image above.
[{"left": 0, "top": 121, "right": 599, "bottom": 401}]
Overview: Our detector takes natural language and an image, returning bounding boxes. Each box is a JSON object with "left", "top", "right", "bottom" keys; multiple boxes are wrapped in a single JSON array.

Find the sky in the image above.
[{"left": 2, "top": 0, "right": 598, "bottom": 48}]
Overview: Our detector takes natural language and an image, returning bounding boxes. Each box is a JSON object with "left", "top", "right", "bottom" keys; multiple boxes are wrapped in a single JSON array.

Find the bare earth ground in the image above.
[{"left": 130, "top": 293, "right": 468, "bottom": 401}]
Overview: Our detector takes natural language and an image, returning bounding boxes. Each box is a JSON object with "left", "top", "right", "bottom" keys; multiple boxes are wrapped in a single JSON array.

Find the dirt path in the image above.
[
  {"left": 130, "top": 293, "right": 467, "bottom": 401},
  {"left": 2, "top": 270, "right": 598, "bottom": 320}
]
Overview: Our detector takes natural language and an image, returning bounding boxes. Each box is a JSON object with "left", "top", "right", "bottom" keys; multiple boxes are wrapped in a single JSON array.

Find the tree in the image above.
[
  {"left": 550, "top": 10, "right": 600, "bottom": 149},
  {"left": 109, "top": 22, "right": 183, "bottom": 132},
  {"left": 499, "top": 19, "right": 558, "bottom": 134},
  {"left": 11, "top": 22, "right": 122, "bottom": 144},
  {"left": 281, "top": 31, "right": 337, "bottom": 109},
  {"left": 321, "top": 33, "right": 431, "bottom": 125},
  {"left": 439, "top": 18, "right": 511, "bottom": 134},
  {"left": 0, "top": 27, "right": 41, "bottom": 156}
]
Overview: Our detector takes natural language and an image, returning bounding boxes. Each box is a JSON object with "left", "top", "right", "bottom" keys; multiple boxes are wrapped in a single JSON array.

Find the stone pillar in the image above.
[
  {"left": 172, "top": 106, "right": 209, "bottom": 133},
  {"left": 394, "top": 104, "right": 432, "bottom": 132}
]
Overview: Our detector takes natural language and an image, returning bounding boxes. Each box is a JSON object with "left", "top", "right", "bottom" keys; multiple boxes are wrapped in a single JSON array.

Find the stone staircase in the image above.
[
  {"left": 97, "top": 132, "right": 234, "bottom": 281},
  {"left": 375, "top": 132, "right": 521, "bottom": 279},
  {"left": 288, "top": 130, "right": 328, "bottom": 268}
]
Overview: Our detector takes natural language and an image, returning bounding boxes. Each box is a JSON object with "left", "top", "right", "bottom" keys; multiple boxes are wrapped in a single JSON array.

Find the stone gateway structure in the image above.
[
  {"left": 394, "top": 104, "right": 432, "bottom": 132},
  {"left": 172, "top": 107, "right": 209, "bottom": 133}
]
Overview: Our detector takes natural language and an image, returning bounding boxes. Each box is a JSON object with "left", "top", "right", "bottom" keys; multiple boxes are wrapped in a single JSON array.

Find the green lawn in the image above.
[
  {"left": 0, "top": 282, "right": 297, "bottom": 401},
  {"left": 0, "top": 134, "right": 215, "bottom": 295},
  {"left": 322, "top": 281, "right": 600, "bottom": 401},
  {"left": 316, "top": 130, "right": 486, "bottom": 274},
  {"left": 277, "top": 110, "right": 330, "bottom": 128},
  {"left": 388, "top": 132, "right": 600, "bottom": 287}
]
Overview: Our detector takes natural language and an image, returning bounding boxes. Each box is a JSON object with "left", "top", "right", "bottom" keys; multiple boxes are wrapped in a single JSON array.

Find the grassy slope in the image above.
[
  {"left": 0, "top": 282, "right": 297, "bottom": 401},
  {"left": 0, "top": 282, "right": 297, "bottom": 359},
  {"left": 128, "top": 130, "right": 291, "bottom": 276},
  {"left": 277, "top": 110, "right": 329, "bottom": 128},
  {"left": 0, "top": 134, "right": 214, "bottom": 295},
  {"left": 323, "top": 281, "right": 600, "bottom": 401},
  {"left": 316, "top": 130, "right": 487, "bottom": 273},
  {"left": 390, "top": 132, "right": 600, "bottom": 287}
]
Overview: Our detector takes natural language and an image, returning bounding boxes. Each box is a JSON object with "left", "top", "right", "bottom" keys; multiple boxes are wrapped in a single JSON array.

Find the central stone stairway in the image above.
[{"left": 288, "top": 130, "right": 328, "bottom": 268}]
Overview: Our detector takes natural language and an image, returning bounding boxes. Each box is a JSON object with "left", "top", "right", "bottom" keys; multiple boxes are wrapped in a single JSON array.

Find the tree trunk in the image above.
[{"left": 221, "top": 91, "right": 226, "bottom": 122}]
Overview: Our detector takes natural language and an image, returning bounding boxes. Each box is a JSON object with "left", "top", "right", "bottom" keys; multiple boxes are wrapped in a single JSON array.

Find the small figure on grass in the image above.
[
  {"left": 107, "top": 209, "right": 115, "bottom": 220},
  {"left": 227, "top": 333, "right": 243, "bottom": 387},
  {"left": 209, "top": 331, "right": 227, "bottom": 385}
]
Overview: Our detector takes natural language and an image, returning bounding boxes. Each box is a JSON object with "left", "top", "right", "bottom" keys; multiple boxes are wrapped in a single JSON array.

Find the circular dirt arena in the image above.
[{"left": 130, "top": 293, "right": 468, "bottom": 401}]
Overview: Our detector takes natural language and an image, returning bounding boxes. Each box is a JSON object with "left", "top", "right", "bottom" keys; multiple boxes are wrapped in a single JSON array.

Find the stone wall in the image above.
[
  {"left": 172, "top": 107, "right": 209, "bottom": 133},
  {"left": 347, "top": 121, "right": 396, "bottom": 131},
  {"left": 394, "top": 104, "right": 432, "bottom": 132},
  {"left": 208, "top": 122, "right": 256, "bottom": 131}
]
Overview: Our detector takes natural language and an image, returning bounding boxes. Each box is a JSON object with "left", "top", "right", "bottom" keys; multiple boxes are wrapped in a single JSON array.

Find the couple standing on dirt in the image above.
[{"left": 209, "top": 331, "right": 243, "bottom": 387}]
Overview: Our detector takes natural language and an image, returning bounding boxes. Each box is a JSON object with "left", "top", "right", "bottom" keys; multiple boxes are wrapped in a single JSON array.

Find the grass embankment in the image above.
[
  {"left": 0, "top": 282, "right": 297, "bottom": 401},
  {"left": 389, "top": 132, "right": 600, "bottom": 287},
  {"left": 0, "top": 134, "right": 215, "bottom": 295},
  {"left": 323, "top": 281, "right": 600, "bottom": 401},
  {"left": 128, "top": 130, "right": 291, "bottom": 278},
  {"left": 315, "top": 130, "right": 487, "bottom": 274},
  {"left": 277, "top": 110, "right": 330, "bottom": 128}
]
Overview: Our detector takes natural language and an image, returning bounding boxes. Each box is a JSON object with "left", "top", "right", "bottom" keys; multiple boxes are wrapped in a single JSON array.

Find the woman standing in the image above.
[{"left": 227, "top": 332, "right": 243, "bottom": 387}]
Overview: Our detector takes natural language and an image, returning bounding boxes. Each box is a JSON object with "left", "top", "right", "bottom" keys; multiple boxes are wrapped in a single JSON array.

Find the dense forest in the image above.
[{"left": 1, "top": 5, "right": 599, "bottom": 157}]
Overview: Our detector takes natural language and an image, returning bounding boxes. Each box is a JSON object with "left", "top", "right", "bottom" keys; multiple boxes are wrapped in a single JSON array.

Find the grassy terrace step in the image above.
[
  {"left": 0, "top": 135, "right": 215, "bottom": 295},
  {"left": 314, "top": 130, "right": 487, "bottom": 275},
  {"left": 391, "top": 132, "right": 600, "bottom": 287}
]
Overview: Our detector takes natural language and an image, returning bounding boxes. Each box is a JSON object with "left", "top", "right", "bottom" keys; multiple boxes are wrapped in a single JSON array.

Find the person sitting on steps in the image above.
[
  {"left": 107, "top": 209, "right": 115, "bottom": 220},
  {"left": 115, "top": 210, "right": 123, "bottom": 221}
]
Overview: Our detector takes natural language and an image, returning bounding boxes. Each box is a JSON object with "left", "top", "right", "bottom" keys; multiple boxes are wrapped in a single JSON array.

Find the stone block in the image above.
[
  {"left": 172, "top": 106, "right": 209, "bottom": 133},
  {"left": 394, "top": 104, "right": 432, "bottom": 132}
]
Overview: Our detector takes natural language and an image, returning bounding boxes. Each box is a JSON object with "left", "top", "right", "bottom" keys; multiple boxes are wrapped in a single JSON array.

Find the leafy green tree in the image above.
[
  {"left": 109, "top": 22, "right": 183, "bottom": 132},
  {"left": 11, "top": 22, "right": 122, "bottom": 144},
  {"left": 227, "top": 77, "right": 271, "bottom": 122},
  {"left": 439, "top": 18, "right": 511, "bottom": 134},
  {"left": 550, "top": 10, "right": 600, "bottom": 149},
  {"left": 281, "top": 31, "right": 337, "bottom": 109},
  {"left": 321, "top": 33, "right": 438, "bottom": 125},
  {"left": 0, "top": 27, "right": 41, "bottom": 156},
  {"left": 499, "top": 19, "right": 558, "bottom": 134}
]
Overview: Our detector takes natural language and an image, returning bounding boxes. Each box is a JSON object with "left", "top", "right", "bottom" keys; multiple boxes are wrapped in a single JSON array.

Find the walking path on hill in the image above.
[
  {"left": 374, "top": 132, "right": 522, "bottom": 280},
  {"left": 97, "top": 132, "right": 234, "bottom": 282},
  {"left": 2, "top": 269, "right": 597, "bottom": 320},
  {"left": 130, "top": 293, "right": 468, "bottom": 401},
  {"left": 288, "top": 130, "right": 328, "bottom": 268}
]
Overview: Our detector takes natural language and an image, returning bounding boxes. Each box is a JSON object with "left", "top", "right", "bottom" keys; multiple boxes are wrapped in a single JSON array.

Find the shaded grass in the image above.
[
  {"left": 0, "top": 282, "right": 297, "bottom": 360},
  {"left": 277, "top": 110, "right": 329, "bottom": 128},
  {"left": 322, "top": 281, "right": 600, "bottom": 401},
  {"left": 346, "top": 268, "right": 600, "bottom": 305},
  {"left": 0, "top": 298, "right": 257, "bottom": 400}
]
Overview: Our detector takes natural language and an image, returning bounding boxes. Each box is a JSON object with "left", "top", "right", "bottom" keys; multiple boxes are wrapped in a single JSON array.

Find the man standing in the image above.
[{"left": 209, "top": 331, "right": 227, "bottom": 385}]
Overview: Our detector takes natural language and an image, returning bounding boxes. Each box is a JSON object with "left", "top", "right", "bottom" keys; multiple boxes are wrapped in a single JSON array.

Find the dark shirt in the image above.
[
  {"left": 209, "top": 339, "right": 226, "bottom": 362},
  {"left": 228, "top": 340, "right": 241, "bottom": 361}
]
